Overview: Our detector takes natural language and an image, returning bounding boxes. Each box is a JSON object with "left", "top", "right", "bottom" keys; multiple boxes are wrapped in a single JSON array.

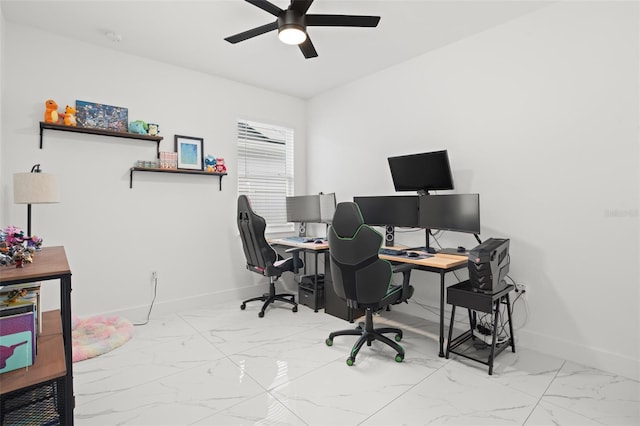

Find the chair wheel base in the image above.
[
  {"left": 346, "top": 357, "right": 355, "bottom": 366},
  {"left": 258, "top": 311, "right": 265, "bottom": 318},
  {"left": 240, "top": 303, "right": 246, "bottom": 310}
]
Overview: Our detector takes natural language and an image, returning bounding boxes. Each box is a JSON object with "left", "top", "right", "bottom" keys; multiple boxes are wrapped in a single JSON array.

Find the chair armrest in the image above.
[
  {"left": 391, "top": 263, "right": 414, "bottom": 274},
  {"left": 285, "top": 247, "right": 304, "bottom": 274},
  {"left": 392, "top": 263, "right": 414, "bottom": 302}
]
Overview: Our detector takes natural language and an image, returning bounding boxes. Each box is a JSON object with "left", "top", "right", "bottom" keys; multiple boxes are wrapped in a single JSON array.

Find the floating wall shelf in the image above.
[
  {"left": 39, "top": 122, "right": 163, "bottom": 155},
  {"left": 130, "top": 167, "right": 227, "bottom": 190}
]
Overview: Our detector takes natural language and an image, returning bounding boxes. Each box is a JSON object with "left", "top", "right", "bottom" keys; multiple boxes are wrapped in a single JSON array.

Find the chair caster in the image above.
[
  {"left": 325, "top": 338, "right": 333, "bottom": 346},
  {"left": 346, "top": 357, "right": 355, "bottom": 366},
  {"left": 292, "top": 305, "right": 298, "bottom": 313},
  {"left": 240, "top": 303, "right": 246, "bottom": 310},
  {"left": 395, "top": 353, "right": 404, "bottom": 363},
  {"left": 258, "top": 311, "right": 265, "bottom": 318},
  {"left": 395, "top": 333, "right": 402, "bottom": 342}
]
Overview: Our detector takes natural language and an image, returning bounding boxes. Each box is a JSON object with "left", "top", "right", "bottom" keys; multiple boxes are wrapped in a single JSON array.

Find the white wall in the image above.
[
  {"left": 1, "top": 22, "right": 307, "bottom": 319},
  {"left": 307, "top": 2, "right": 639, "bottom": 380},
  {"left": 0, "top": 7, "right": 5, "bottom": 226}
]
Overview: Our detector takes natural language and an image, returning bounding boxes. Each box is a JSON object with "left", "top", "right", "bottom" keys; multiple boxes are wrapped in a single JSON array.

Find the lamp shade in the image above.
[{"left": 13, "top": 172, "right": 60, "bottom": 204}]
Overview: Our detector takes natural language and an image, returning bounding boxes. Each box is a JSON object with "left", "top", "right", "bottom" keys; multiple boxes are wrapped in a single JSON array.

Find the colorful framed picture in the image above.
[
  {"left": 175, "top": 135, "right": 204, "bottom": 170},
  {"left": 75, "top": 100, "right": 128, "bottom": 132}
]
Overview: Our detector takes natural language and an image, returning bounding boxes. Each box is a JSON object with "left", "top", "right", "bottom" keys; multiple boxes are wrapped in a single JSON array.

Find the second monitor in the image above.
[
  {"left": 353, "top": 195, "right": 419, "bottom": 246},
  {"left": 286, "top": 193, "right": 337, "bottom": 236},
  {"left": 418, "top": 193, "right": 480, "bottom": 235}
]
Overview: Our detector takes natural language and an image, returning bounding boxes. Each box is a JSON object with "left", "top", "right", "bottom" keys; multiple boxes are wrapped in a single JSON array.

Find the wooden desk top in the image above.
[
  {"left": 270, "top": 238, "right": 329, "bottom": 251},
  {"left": 271, "top": 240, "right": 466, "bottom": 269},
  {"left": 0, "top": 246, "right": 70, "bottom": 284},
  {"left": 379, "top": 252, "right": 467, "bottom": 269}
]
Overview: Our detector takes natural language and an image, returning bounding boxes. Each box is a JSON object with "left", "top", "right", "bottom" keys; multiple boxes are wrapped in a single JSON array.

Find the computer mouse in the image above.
[
  {"left": 407, "top": 252, "right": 419, "bottom": 257},
  {"left": 457, "top": 246, "right": 466, "bottom": 253},
  {"left": 314, "top": 239, "right": 324, "bottom": 244}
]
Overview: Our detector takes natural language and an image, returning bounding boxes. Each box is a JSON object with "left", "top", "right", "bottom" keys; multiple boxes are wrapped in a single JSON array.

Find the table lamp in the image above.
[{"left": 13, "top": 164, "right": 60, "bottom": 237}]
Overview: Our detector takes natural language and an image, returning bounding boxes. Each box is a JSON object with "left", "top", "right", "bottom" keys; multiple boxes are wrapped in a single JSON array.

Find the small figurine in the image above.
[
  {"left": 204, "top": 155, "right": 217, "bottom": 173},
  {"left": 147, "top": 123, "right": 159, "bottom": 136},
  {"left": 63, "top": 105, "right": 77, "bottom": 126},
  {"left": 214, "top": 157, "right": 227, "bottom": 174},
  {"left": 128, "top": 120, "right": 148, "bottom": 134},
  {"left": 44, "top": 99, "right": 60, "bottom": 123},
  {"left": 5, "top": 289, "right": 28, "bottom": 305}
]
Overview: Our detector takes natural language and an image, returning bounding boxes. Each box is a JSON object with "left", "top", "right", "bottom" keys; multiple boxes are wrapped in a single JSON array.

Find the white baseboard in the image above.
[
  {"left": 90, "top": 284, "right": 268, "bottom": 324},
  {"left": 518, "top": 328, "right": 640, "bottom": 381}
]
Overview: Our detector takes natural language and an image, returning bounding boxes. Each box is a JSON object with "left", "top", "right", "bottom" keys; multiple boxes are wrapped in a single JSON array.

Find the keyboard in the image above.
[
  {"left": 379, "top": 248, "right": 407, "bottom": 256},
  {"left": 282, "top": 236, "right": 309, "bottom": 243}
]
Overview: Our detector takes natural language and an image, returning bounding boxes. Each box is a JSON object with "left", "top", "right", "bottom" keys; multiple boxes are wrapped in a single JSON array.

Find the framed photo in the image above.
[{"left": 175, "top": 135, "right": 204, "bottom": 170}]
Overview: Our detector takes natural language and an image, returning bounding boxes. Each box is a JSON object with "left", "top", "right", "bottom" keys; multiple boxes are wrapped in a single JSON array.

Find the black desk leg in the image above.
[
  {"left": 488, "top": 300, "right": 500, "bottom": 375},
  {"left": 506, "top": 293, "right": 515, "bottom": 352},
  {"left": 313, "top": 253, "right": 319, "bottom": 312},
  {"left": 439, "top": 271, "right": 446, "bottom": 357},
  {"left": 61, "top": 275, "right": 75, "bottom": 425}
]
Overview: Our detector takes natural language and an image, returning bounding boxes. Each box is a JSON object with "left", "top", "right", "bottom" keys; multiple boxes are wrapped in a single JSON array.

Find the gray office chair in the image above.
[
  {"left": 237, "top": 195, "right": 303, "bottom": 317},
  {"left": 325, "top": 201, "right": 414, "bottom": 365}
]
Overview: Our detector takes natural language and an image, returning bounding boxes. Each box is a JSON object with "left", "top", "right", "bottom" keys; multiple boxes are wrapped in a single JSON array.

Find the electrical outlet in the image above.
[{"left": 515, "top": 283, "right": 527, "bottom": 293}]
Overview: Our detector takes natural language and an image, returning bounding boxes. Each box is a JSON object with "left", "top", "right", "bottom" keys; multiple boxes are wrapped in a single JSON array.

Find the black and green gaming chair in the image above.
[
  {"left": 325, "top": 201, "right": 414, "bottom": 365},
  {"left": 237, "top": 195, "right": 303, "bottom": 317}
]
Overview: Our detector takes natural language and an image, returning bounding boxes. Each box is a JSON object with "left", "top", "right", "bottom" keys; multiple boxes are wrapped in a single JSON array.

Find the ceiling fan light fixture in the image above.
[{"left": 278, "top": 25, "right": 307, "bottom": 45}]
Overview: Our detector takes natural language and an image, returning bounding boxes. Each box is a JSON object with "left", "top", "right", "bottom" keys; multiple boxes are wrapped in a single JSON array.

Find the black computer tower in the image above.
[
  {"left": 468, "top": 238, "right": 510, "bottom": 294},
  {"left": 298, "top": 274, "right": 325, "bottom": 310}
]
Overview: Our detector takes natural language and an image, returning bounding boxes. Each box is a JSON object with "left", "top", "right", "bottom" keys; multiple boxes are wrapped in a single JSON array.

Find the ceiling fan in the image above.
[{"left": 224, "top": 0, "right": 380, "bottom": 59}]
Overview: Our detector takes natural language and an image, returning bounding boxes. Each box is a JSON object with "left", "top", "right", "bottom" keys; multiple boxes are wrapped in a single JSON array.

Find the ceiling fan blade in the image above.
[
  {"left": 299, "top": 37, "right": 318, "bottom": 59},
  {"left": 225, "top": 21, "right": 278, "bottom": 44},
  {"left": 306, "top": 14, "right": 380, "bottom": 27},
  {"left": 290, "top": 0, "right": 314, "bottom": 14},
  {"left": 246, "top": 0, "right": 282, "bottom": 17}
]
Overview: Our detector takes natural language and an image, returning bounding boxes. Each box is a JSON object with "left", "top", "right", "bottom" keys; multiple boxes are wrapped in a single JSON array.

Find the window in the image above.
[{"left": 237, "top": 119, "right": 294, "bottom": 233}]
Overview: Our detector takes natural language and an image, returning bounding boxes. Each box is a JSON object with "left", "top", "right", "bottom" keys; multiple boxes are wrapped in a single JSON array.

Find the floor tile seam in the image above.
[
  {"left": 222, "top": 341, "right": 345, "bottom": 393},
  {"left": 521, "top": 359, "right": 567, "bottom": 426},
  {"left": 355, "top": 366, "right": 441, "bottom": 425},
  {"left": 84, "top": 335, "right": 245, "bottom": 396},
  {"left": 446, "top": 354, "right": 559, "bottom": 403},
  {"left": 184, "top": 390, "right": 283, "bottom": 426},
  {"left": 533, "top": 398, "right": 611, "bottom": 426},
  {"left": 256, "top": 389, "right": 311, "bottom": 426}
]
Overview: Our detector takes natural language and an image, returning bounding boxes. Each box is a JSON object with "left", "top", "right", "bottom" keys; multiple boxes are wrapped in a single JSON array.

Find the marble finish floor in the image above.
[{"left": 73, "top": 301, "right": 640, "bottom": 425}]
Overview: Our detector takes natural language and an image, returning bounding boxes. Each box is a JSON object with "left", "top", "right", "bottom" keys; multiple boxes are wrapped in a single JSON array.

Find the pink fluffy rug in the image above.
[{"left": 71, "top": 315, "right": 133, "bottom": 363}]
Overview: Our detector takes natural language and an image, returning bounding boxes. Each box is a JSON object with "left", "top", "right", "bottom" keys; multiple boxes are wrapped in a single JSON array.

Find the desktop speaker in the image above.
[
  {"left": 385, "top": 225, "right": 395, "bottom": 247},
  {"left": 298, "top": 222, "right": 307, "bottom": 237}
]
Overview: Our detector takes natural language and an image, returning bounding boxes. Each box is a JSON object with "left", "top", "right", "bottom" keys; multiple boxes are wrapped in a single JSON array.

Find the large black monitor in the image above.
[
  {"left": 388, "top": 150, "right": 454, "bottom": 193},
  {"left": 418, "top": 194, "right": 480, "bottom": 234},
  {"left": 353, "top": 195, "right": 419, "bottom": 228},
  {"left": 286, "top": 195, "right": 322, "bottom": 223}
]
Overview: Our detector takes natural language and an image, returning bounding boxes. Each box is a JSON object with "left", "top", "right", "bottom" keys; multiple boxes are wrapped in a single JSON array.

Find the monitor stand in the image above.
[{"left": 407, "top": 229, "right": 437, "bottom": 253}]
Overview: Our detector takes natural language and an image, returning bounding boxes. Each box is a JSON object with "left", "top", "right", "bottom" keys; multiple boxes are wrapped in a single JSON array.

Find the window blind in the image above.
[{"left": 237, "top": 119, "right": 294, "bottom": 232}]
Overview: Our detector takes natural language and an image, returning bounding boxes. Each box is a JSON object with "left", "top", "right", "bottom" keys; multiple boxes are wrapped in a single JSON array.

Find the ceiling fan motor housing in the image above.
[{"left": 278, "top": 9, "right": 306, "bottom": 33}]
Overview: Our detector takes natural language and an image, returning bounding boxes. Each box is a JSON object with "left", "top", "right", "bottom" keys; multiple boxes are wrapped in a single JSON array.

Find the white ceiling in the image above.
[{"left": 1, "top": 0, "right": 551, "bottom": 99}]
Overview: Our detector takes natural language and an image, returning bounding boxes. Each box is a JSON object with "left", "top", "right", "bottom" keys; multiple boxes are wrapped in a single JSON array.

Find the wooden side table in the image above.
[
  {"left": 445, "top": 280, "right": 515, "bottom": 375},
  {"left": 0, "top": 246, "right": 74, "bottom": 425}
]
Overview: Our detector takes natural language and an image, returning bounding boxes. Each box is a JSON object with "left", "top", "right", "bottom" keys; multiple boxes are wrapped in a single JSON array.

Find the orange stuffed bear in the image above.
[
  {"left": 44, "top": 99, "right": 60, "bottom": 123},
  {"left": 63, "top": 105, "right": 77, "bottom": 126}
]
